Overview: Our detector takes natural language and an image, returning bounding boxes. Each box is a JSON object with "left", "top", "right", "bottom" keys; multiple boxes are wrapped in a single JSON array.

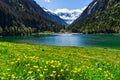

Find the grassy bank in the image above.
[
  {"left": 0, "top": 42, "right": 120, "bottom": 80},
  {"left": 32, "top": 31, "right": 54, "bottom": 36}
]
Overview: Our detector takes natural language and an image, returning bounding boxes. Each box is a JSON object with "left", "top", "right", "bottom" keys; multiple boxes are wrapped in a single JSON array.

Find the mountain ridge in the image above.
[
  {"left": 69, "top": 0, "right": 120, "bottom": 33},
  {"left": 43, "top": 7, "right": 68, "bottom": 26},
  {"left": 0, "top": 0, "right": 64, "bottom": 36}
]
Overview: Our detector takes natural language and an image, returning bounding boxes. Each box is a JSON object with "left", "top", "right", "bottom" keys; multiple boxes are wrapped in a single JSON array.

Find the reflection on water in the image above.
[{"left": 0, "top": 34, "right": 120, "bottom": 49}]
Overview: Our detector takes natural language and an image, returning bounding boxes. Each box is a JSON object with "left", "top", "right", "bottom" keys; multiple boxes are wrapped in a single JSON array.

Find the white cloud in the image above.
[
  {"left": 51, "top": 6, "right": 86, "bottom": 24},
  {"left": 44, "top": 0, "right": 51, "bottom": 3}
]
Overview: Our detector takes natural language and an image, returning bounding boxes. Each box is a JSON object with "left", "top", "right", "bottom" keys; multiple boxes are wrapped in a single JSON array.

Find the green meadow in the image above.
[{"left": 0, "top": 42, "right": 120, "bottom": 80}]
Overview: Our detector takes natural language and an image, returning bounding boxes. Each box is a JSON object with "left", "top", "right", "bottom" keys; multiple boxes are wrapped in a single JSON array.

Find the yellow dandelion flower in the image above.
[
  {"left": 64, "top": 64, "right": 68, "bottom": 68},
  {"left": 25, "top": 64, "right": 30, "bottom": 67},
  {"left": 1, "top": 77, "right": 4, "bottom": 80},
  {"left": 33, "top": 65, "right": 39, "bottom": 68},
  {"left": 44, "top": 66, "right": 47, "bottom": 68},
  {"left": 86, "top": 66, "right": 89, "bottom": 69},
  {"left": 40, "top": 67, "right": 43, "bottom": 69},
  {"left": 73, "top": 70, "right": 77, "bottom": 73},
  {"left": 24, "top": 55, "right": 27, "bottom": 58},
  {"left": 105, "top": 74, "right": 108, "bottom": 77},
  {"left": 111, "top": 74, "right": 114, "bottom": 78},
  {"left": 98, "top": 68, "right": 102, "bottom": 71},
  {"left": 10, "top": 62, "right": 15, "bottom": 65},
  {"left": 8, "top": 74, "right": 10, "bottom": 77},
  {"left": 7, "top": 68, "right": 10, "bottom": 71},
  {"left": 77, "top": 68, "right": 81, "bottom": 72},
  {"left": 57, "top": 74, "right": 60, "bottom": 77},
  {"left": 2, "top": 73, "right": 6, "bottom": 76},
  {"left": 17, "top": 58, "right": 20, "bottom": 61},
  {"left": 50, "top": 60, "right": 54, "bottom": 64},
  {"left": 44, "top": 68, "right": 48, "bottom": 71},
  {"left": 52, "top": 71, "right": 56, "bottom": 73},
  {"left": 50, "top": 74, "right": 54, "bottom": 77},
  {"left": 11, "top": 74, "right": 15, "bottom": 79},
  {"left": 60, "top": 69, "right": 64, "bottom": 72},
  {"left": 58, "top": 62, "right": 61, "bottom": 66},
  {"left": 46, "top": 61, "right": 49, "bottom": 64},
  {"left": 66, "top": 68, "right": 69, "bottom": 71},
  {"left": 72, "top": 68, "right": 81, "bottom": 73},
  {"left": 107, "top": 77, "right": 111, "bottom": 80},
  {"left": 37, "top": 69, "right": 40, "bottom": 72},
  {"left": 51, "top": 65, "right": 55, "bottom": 68},
  {"left": 70, "top": 79, "right": 73, "bottom": 80},
  {"left": 28, "top": 71, "right": 33, "bottom": 74},
  {"left": 39, "top": 74, "right": 43, "bottom": 78}
]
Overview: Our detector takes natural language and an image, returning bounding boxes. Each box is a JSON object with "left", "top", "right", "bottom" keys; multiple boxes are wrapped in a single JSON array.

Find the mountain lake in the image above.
[{"left": 0, "top": 33, "right": 120, "bottom": 49}]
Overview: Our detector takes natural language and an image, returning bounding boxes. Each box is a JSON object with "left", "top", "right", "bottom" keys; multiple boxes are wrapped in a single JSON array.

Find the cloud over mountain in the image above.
[
  {"left": 51, "top": 7, "right": 87, "bottom": 24},
  {"left": 44, "top": 0, "right": 51, "bottom": 3}
]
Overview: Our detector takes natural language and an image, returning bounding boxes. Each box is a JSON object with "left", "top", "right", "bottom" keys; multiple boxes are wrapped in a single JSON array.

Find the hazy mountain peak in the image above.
[
  {"left": 43, "top": 7, "right": 68, "bottom": 26},
  {"left": 44, "top": 7, "right": 86, "bottom": 24}
]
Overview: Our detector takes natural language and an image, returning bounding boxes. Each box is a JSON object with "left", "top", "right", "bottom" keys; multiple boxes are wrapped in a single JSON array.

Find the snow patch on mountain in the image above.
[
  {"left": 43, "top": 7, "right": 86, "bottom": 24},
  {"left": 54, "top": 7, "right": 86, "bottom": 24},
  {"left": 43, "top": 7, "right": 68, "bottom": 25}
]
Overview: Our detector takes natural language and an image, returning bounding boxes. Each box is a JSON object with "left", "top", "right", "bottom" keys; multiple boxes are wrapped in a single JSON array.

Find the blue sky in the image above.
[
  {"left": 34, "top": 0, "right": 93, "bottom": 10},
  {"left": 34, "top": 0, "right": 93, "bottom": 24}
]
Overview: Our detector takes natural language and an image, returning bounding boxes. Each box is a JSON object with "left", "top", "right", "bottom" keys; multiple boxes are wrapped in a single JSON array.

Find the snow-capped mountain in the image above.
[
  {"left": 54, "top": 8, "right": 85, "bottom": 24},
  {"left": 43, "top": 7, "right": 68, "bottom": 26},
  {"left": 43, "top": 7, "right": 86, "bottom": 25},
  {"left": 54, "top": 7, "right": 86, "bottom": 24}
]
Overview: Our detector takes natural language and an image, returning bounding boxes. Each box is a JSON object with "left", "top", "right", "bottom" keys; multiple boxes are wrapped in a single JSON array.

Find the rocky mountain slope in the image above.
[
  {"left": 69, "top": 0, "right": 120, "bottom": 33},
  {"left": 43, "top": 8, "right": 68, "bottom": 26}
]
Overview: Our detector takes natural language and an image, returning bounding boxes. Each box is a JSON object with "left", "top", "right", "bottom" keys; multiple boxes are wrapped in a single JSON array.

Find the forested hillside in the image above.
[
  {"left": 0, "top": 0, "right": 64, "bottom": 36},
  {"left": 68, "top": 0, "right": 120, "bottom": 33}
]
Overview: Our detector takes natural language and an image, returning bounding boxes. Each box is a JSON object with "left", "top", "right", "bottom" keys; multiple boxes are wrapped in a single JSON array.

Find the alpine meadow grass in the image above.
[{"left": 0, "top": 42, "right": 120, "bottom": 80}]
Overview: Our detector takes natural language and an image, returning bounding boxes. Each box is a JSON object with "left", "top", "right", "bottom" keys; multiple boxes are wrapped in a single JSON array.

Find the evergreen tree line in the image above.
[
  {"left": 0, "top": 23, "right": 64, "bottom": 36},
  {"left": 0, "top": 0, "right": 64, "bottom": 36},
  {"left": 0, "top": 25, "right": 32, "bottom": 36}
]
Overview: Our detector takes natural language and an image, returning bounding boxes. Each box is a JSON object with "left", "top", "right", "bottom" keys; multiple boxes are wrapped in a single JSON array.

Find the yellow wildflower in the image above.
[
  {"left": 2, "top": 73, "right": 6, "bottom": 76},
  {"left": 60, "top": 69, "right": 64, "bottom": 72},
  {"left": 11, "top": 74, "right": 15, "bottom": 79},
  {"left": 58, "top": 62, "right": 61, "bottom": 66},
  {"left": 37, "top": 69, "right": 40, "bottom": 72},
  {"left": 46, "top": 61, "right": 49, "bottom": 64},
  {"left": 33, "top": 65, "right": 39, "bottom": 68},
  {"left": 25, "top": 64, "right": 30, "bottom": 67},
  {"left": 72, "top": 68, "right": 81, "bottom": 73},
  {"left": 50, "top": 74, "right": 54, "bottom": 77},
  {"left": 50, "top": 60, "right": 54, "bottom": 64},
  {"left": 28, "top": 71, "right": 33, "bottom": 74},
  {"left": 10, "top": 62, "right": 15, "bottom": 65},
  {"left": 1, "top": 77, "right": 4, "bottom": 80},
  {"left": 39, "top": 74, "right": 43, "bottom": 78},
  {"left": 40, "top": 67, "right": 43, "bottom": 69},
  {"left": 64, "top": 64, "right": 68, "bottom": 68},
  {"left": 51, "top": 65, "right": 55, "bottom": 68},
  {"left": 66, "top": 68, "right": 69, "bottom": 71},
  {"left": 44, "top": 68, "right": 48, "bottom": 71},
  {"left": 17, "top": 58, "right": 20, "bottom": 61},
  {"left": 57, "top": 74, "right": 60, "bottom": 77},
  {"left": 98, "top": 68, "right": 102, "bottom": 71},
  {"left": 52, "top": 71, "right": 56, "bottom": 73},
  {"left": 7, "top": 68, "right": 10, "bottom": 71}
]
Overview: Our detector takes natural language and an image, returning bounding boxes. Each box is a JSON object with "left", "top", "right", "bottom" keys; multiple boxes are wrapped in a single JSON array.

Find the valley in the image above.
[{"left": 0, "top": 0, "right": 120, "bottom": 80}]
